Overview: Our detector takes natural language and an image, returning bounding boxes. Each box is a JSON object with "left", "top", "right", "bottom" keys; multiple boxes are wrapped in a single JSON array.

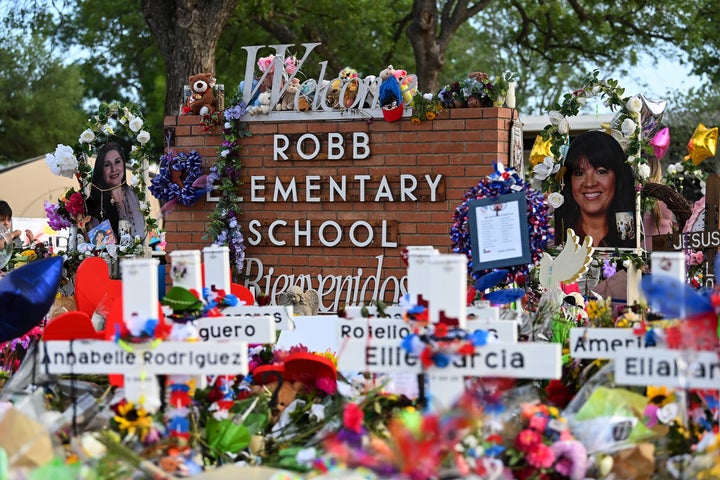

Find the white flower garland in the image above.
[
  {"left": 533, "top": 70, "right": 650, "bottom": 205},
  {"left": 46, "top": 101, "right": 158, "bottom": 238}
]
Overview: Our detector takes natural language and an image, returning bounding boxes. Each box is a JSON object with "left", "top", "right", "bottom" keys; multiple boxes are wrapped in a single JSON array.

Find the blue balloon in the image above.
[
  {"left": 0, "top": 256, "right": 63, "bottom": 342},
  {"left": 640, "top": 274, "right": 712, "bottom": 318}
]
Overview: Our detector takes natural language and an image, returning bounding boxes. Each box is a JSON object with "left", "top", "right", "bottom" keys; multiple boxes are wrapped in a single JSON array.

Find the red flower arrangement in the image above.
[{"left": 504, "top": 402, "right": 588, "bottom": 480}]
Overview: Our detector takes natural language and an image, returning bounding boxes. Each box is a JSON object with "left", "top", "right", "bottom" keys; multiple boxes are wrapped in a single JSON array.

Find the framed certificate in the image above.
[{"left": 468, "top": 191, "right": 531, "bottom": 271}]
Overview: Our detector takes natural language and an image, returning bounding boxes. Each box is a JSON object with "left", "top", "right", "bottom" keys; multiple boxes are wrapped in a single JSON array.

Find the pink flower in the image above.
[
  {"left": 529, "top": 414, "right": 549, "bottom": 432},
  {"left": 515, "top": 428, "right": 542, "bottom": 452},
  {"left": 526, "top": 442, "right": 555, "bottom": 469},
  {"left": 343, "top": 403, "right": 364, "bottom": 433},
  {"left": 284, "top": 56, "right": 297, "bottom": 75},
  {"left": 257, "top": 55, "right": 275, "bottom": 73},
  {"left": 550, "top": 440, "right": 588, "bottom": 479}
]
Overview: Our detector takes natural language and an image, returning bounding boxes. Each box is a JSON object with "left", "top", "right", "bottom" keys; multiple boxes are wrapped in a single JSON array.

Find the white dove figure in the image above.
[{"left": 538, "top": 229, "right": 595, "bottom": 291}]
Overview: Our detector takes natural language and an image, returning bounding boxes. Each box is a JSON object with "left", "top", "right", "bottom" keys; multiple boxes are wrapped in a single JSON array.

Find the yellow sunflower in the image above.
[{"left": 114, "top": 402, "right": 153, "bottom": 441}]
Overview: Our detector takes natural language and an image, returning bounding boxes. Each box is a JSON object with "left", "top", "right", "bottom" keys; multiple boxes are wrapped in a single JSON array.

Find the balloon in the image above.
[
  {"left": 0, "top": 226, "right": 12, "bottom": 269},
  {"left": 640, "top": 274, "right": 712, "bottom": 319},
  {"left": 685, "top": 123, "right": 718, "bottom": 165},
  {"left": 0, "top": 256, "right": 63, "bottom": 342},
  {"left": 529, "top": 135, "right": 552, "bottom": 166},
  {"left": 639, "top": 94, "right": 666, "bottom": 139},
  {"left": 649, "top": 127, "right": 671, "bottom": 160}
]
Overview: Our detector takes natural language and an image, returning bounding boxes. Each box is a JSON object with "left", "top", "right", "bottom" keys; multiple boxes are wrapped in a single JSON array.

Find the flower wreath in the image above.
[
  {"left": 46, "top": 101, "right": 158, "bottom": 239},
  {"left": 149, "top": 149, "right": 208, "bottom": 215},
  {"left": 532, "top": 69, "right": 655, "bottom": 206},
  {"left": 450, "top": 163, "right": 551, "bottom": 284}
]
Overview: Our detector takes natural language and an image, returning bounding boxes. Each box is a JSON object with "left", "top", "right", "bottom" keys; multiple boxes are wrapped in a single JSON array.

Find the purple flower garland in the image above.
[{"left": 450, "top": 164, "right": 551, "bottom": 283}]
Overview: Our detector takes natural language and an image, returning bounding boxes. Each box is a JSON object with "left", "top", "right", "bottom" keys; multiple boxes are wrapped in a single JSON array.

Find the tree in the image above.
[
  {"left": 140, "top": 0, "right": 240, "bottom": 116},
  {"left": 0, "top": 31, "right": 86, "bottom": 163}
]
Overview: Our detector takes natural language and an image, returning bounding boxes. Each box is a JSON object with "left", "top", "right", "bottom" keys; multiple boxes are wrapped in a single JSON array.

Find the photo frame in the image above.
[
  {"left": 510, "top": 120, "right": 524, "bottom": 174},
  {"left": 87, "top": 219, "right": 116, "bottom": 249},
  {"left": 468, "top": 191, "right": 531, "bottom": 271}
]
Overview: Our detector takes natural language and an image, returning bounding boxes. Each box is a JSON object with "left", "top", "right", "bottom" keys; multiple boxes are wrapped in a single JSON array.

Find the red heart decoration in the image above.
[
  {"left": 75, "top": 257, "right": 122, "bottom": 318},
  {"left": 43, "top": 311, "right": 103, "bottom": 340}
]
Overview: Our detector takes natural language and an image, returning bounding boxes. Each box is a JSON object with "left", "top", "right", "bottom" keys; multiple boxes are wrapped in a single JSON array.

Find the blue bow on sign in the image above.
[{"left": 0, "top": 256, "right": 63, "bottom": 342}]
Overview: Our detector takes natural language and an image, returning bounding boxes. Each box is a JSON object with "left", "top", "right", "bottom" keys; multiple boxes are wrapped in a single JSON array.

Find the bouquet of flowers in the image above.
[
  {"left": 503, "top": 402, "right": 588, "bottom": 479},
  {"left": 44, "top": 187, "right": 90, "bottom": 232}
]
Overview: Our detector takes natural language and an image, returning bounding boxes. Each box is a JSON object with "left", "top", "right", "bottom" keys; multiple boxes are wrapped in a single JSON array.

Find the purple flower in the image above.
[
  {"left": 550, "top": 440, "right": 588, "bottom": 480},
  {"left": 602, "top": 259, "right": 617, "bottom": 278},
  {"left": 223, "top": 103, "right": 247, "bottom": 120},
  {"left": 44, "top": 201, "right": 72, "bottom": 231}
]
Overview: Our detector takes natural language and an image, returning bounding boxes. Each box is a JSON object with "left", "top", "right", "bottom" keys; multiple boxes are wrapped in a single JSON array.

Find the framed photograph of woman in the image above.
[{"left": 553, "top": 131, "right": 639, "bottom": 250}]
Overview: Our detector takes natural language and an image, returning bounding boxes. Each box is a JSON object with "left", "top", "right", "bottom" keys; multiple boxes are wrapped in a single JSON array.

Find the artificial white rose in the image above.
[
  {"left": 557, "top": 117, "right": 570, "bottom": 135},
  {"left": 423, "top": 92, "right": 434, "bottom": 101},
  {"left": 676, "top": 163, "right": 685, "bottom": 173},
  {"left": 637, "top": 163, "right": 651, "bottom": 181},
  {"left": 626, "top": 95, "right": 642, "bottom": 114},
  {"left": 547, "top": 192, "right": 565, "bottom": 209},
  {"left": 102, "top": 124, "right": 115, "bottom": 136},
  {"left": 128, "top": 116, "right": 144, "bottom": 133},
  {"left": 45, "top": 144, "right": 78, "bottom": 178},
  {"left": 548, "top": 111, "right": 564, "bottom": 126},
  {"left": 667, "top": 164, "right": 677, "bottom": 174},
  {"left": 621, "top": 118, "right": 637, "bottom": 137},
  {"left": 79, "top": 128, "right": 96, "bottom": 144},
  {"left": 309, "top": 403, "right": 326, "bottom": 421},
  {"left": 136, "top": 130, "right": 150, "bottom": 144},
  {"left": 533, "top": 156, "right": 560, "bottom": 181}
]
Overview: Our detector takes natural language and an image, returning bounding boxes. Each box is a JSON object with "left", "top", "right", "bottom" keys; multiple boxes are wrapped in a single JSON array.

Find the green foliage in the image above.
[{"left": 0, "top": 31, "right": 86, "bottom": 163}]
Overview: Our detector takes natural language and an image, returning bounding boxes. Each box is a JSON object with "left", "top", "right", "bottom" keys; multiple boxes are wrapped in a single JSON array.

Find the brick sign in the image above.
[{"left": 164, "top": 44, "right": 517, "bottom": 312}]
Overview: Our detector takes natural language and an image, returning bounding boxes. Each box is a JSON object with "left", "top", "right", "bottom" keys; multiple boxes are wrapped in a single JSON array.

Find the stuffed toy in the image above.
[
  {"left": 248, "top": 91, "right": 272, "bottom": 115},
  {"left": 184, "top": 73, "right": 216, "bottom": 116},
  {"left": 250, "top": 380, "right": 305, "bottom": 424},
  {"left": 278, "top": 77, "right": 300, "bottom": 111},
  {"left": 297, "top": 80, "right": 315, "bottom": 111},
  {"left": 378, "top": 65, "right": 403, "bottom": 122}
]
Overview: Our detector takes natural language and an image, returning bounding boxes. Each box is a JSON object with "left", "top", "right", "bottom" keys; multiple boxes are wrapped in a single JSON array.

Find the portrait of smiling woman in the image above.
[
  {"left": 85, "top": 142, "right": 145, "bottom": 241},
  {"left": 554, "top": 131, "right": 637, "bottom": 248}
]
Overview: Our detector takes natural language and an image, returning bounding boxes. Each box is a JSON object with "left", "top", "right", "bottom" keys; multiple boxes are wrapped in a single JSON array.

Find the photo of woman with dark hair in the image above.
[
  {"left": 554, "top": 130, "right": 637, "bottom": 248},
  {"left": 85, "top": 142, "right": 145, "bottom": 241}
]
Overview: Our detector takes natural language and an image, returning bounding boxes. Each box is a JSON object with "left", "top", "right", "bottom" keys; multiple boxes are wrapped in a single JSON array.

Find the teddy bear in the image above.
[
  {"left": 250, "top": 380, "right": 305, "bottom": 424},
  {"left": 248, "top": 91, "right": 272, "bottom": 115},
  {"left": 184, "top": 73, "right": 216, "bottom": 116},
  {"left": 277, "top": 77, "right": 300, "bottom": 111}
]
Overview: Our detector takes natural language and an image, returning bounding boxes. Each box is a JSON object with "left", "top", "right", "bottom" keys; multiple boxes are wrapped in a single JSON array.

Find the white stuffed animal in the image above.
[{"left": 249, "top": 91, "right": 272, "bottom": 115}]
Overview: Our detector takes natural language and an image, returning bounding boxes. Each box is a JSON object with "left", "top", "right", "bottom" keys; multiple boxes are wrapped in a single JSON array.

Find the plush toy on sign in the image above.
[
  {"left": 183, "top": 73, "right": 216, "bottom": 116},
  {"left": 248, "top": 91, "right": 273, "bottom": 115},
  {"left": 277, "top": 77, "right": 300, "bottom": 111},
  {"left": 378, "top": 65, "right": 403, "bottom": 122}
]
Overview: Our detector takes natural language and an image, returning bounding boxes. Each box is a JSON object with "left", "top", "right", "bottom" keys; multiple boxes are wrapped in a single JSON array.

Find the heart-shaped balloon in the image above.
[
  {"left": 74, "top": 257, "right": 122, "bottom": 318},
  {"left": 0, "top": 256, "right": 63, "bottom": 342},
  {"left": 43, "top": 310, "right": 103, "bottom": 340},
  {"left": 685, "top": 123, "right": 718, "bottom": 165},
  {"left": 649, "top": 127, "right": 670, "bottom": 160}
]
